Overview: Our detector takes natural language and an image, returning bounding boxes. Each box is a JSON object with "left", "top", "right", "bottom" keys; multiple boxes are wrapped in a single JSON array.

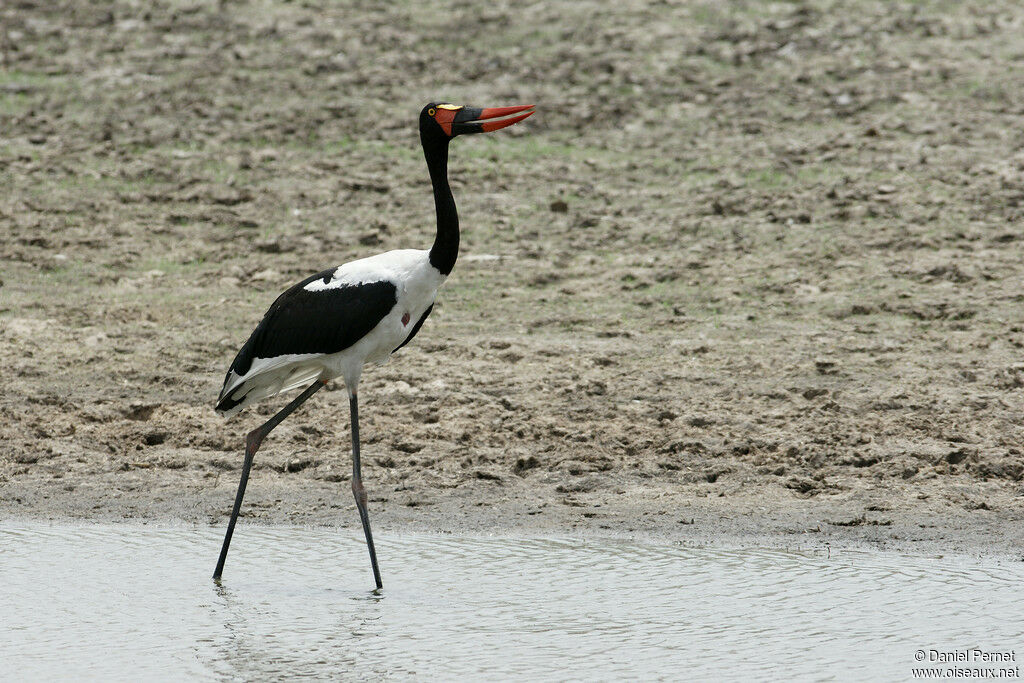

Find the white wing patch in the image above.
[
  {"left": 304, "top": 249, "right": 429, "bottom": 292},
  {"left": 303, "top": 266, "right": 345, "bottom": 292}
]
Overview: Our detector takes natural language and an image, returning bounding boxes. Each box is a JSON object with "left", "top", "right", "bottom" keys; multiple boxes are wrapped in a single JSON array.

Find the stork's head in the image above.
[{"left": 419, "top": 102, "right": 535, "bottom": 142}]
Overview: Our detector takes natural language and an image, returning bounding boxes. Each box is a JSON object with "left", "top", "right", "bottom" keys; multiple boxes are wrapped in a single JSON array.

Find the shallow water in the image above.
[{"left": 1, "top": 523, "right": 1021, "bottom": 681}]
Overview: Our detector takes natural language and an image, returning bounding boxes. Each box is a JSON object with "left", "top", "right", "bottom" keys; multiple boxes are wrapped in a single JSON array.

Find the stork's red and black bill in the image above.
[{"left": 434, "top": 104, "right": 535, "bottom": 136}]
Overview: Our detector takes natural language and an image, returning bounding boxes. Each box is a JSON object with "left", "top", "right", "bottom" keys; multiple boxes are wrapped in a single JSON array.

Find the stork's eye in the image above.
[{"left": 427, "top": 107, "right": 436, "bottom": 117}]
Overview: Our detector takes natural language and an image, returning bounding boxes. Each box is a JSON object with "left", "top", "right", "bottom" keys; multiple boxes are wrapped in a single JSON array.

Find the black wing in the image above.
[
  {"left": 222, "top": 267, "right": 398, "bottom": 380},
  {"left": 393, "top": 304, "right": 433, "bottom": 353}
]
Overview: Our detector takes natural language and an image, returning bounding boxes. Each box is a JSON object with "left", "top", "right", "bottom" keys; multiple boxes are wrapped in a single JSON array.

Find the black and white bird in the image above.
[{"left": 212, "top": 102, "right": 535, "bottom": 587}]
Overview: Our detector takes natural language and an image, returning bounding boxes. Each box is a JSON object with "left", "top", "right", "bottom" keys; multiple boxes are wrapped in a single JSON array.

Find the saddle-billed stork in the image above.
[{"left": 212, "top": 102, "right": 535, "bottom": 587}]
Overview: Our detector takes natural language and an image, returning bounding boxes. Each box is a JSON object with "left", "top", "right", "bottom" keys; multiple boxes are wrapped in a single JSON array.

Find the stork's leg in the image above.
[
  {"left": 213, "top": 379, "right": 326, "bottom": 579},
  {"left": 349, "top": 392, "right": 383, "bottom": 589}
]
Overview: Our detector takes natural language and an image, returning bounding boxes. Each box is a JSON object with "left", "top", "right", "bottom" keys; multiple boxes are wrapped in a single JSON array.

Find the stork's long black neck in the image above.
[{"left": 424, "top": 136, "right": 458, "bottom": 276}]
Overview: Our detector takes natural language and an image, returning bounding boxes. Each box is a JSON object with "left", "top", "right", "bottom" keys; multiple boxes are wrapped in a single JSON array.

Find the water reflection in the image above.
[
  {"left": 2, "top": 523, "right": 1023, "bottom": 681},
  {"left": 209, "top": 574, "right": 386, "bottom": 678}
]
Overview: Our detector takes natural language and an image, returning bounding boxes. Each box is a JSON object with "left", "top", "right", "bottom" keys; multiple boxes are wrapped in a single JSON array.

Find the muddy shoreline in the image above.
[
  {"left": 5, "top": 463, "right": 1023, "bottom": 560},
  {"left": 2, "top": 1, "right": 1023, "bottom": 559}
]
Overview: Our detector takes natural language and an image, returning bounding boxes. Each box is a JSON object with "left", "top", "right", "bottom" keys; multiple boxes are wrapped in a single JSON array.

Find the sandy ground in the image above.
[{"left": 2, "top": 0, "right": 1023, "bottom": 557}]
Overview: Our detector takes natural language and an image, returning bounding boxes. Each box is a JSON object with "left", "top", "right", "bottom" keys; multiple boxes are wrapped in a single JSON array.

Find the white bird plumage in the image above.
[{"left": 217, "top": 248, "right": 443, "bottom": 417}]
